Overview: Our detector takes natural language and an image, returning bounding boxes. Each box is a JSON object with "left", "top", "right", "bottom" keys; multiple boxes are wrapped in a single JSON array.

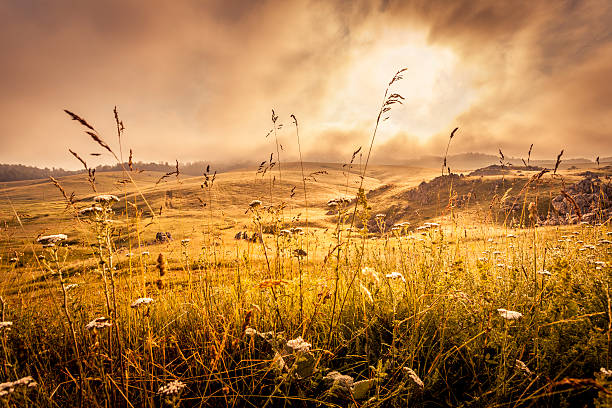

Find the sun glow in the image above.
[{"left": 327, "top": 29, "right": 474, "bottom": 144}]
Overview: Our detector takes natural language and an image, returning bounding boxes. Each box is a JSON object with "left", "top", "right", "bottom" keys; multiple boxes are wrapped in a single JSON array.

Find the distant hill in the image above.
[
  {"left": 395, "top": 153, "right": 596, "bottom": 171},
  {"left": 0, "top": 161, "right": 249, "bottom": 182}
]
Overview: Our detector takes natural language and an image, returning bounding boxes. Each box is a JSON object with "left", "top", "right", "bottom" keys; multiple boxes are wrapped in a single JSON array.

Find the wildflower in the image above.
[
  {"left": 141, "top": 251, "right": 150, "bottom": 256},
  {"left": 157, "top": 380, "right": 186, "bottom": 396},
  {"left": 79, "top": 206, "right": 105, "bottom": 216},
  {"left": 385, "top": 271, "right": 406, "bottom": 283},
  {"left": 181, "top": 239, "right": 190, "bottom": 244},
  {"left": 537, "top": 270, "right": 552, "bottom": 276},
  {"left": 279, "top": 229, "right": 291, "bottom": 236},
  {"left": 86, "top": 317, "right": 112, "bottom": 330},
  {"left": 497, "top": 308, "right": 522, "bottom": 320},
  {"left": 126, "top": 252, "right": 134, "bottom": 258},
  {"left": 515, "top": 359, "right": 532, "bottom": 375},
  {"left": 0, "top": 376, "right": 37, "bottom": 396},
  {"left": 600, "top": 367, "right": 612, "bottom": 377},
  {"left": 131, "top": 297, "right": 154, "bottom": 308},
  {"left": 361, "top": 267, "right": 380, "bottom": 284},
  {"left": 375, "top": 213, "right": 385, "bottom": 218},
  {"left": 286, "top": 336, "right": 311, "bottom": 353},
  {"left": 63, "top": 283, "right": 78, "bottom": 291},
  {"left": 506, "top": 234, "right": 516, "bottom": 238},
  {"left": 36, "top": 234, "right": 67, "bottom": 245},
  {"left": 0, "top": 322, "right": 13, "bottom": 330},
  {"left": 8, "top": 258, "right": 18, "bottom": 263},
  {"left": 244, "top": 327, "right": 257, "bottom": 336},
  {"left": 403, "top": 367, "right": 424, "bottom": 389},
  {"left": 94, "top": 194, "right": 120, "bottom": 203},
  {"left": 249, "top": 200, "right": 262, "bottom": 209},
  {"left": 292, "top": 227, "right": 304, "bottom": 234}
]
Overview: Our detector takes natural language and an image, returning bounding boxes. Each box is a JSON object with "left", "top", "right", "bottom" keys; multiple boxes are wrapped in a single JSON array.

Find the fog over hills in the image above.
[{"left": 1, "top": 153, "right": 608, "bottom": 182}]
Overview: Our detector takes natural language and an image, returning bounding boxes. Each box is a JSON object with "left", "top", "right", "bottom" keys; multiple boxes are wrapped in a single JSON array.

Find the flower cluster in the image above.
[{"left": 157, "top": 380, "right": 186, "bottom": 396}]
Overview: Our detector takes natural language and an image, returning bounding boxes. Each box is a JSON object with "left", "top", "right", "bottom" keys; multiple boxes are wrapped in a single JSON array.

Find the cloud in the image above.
[{"left": 0, "top": 0, "right": 610, "bottom": 169}]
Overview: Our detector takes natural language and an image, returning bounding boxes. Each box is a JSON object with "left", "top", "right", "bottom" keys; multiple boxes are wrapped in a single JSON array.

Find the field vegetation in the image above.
[{"left": 0, "top": 74, "right": 611, "bottom": 407}]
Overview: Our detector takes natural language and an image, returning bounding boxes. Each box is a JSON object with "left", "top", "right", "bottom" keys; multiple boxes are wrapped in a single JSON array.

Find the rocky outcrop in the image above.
[{"left": 544, "top": 174, "right": 611, "bottom": 225}]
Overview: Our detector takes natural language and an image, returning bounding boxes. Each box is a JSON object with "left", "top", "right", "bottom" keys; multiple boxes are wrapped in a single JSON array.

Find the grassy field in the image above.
[{"left": 0, "top": 158, "right": 611, "bottom": 407}]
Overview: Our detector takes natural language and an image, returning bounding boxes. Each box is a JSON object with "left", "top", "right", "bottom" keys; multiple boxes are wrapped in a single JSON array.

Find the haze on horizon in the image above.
[{"left": 1, "top": 0, "right": 611, "bottom": 170}]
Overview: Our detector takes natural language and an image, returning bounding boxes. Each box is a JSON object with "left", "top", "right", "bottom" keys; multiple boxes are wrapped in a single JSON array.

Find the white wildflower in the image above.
[
  {"left": 537, "top": 270, "right": 552, "bottom": 276},
  {"left": 403, "top": 367, "right": 424, "bottom": 389},
  {"left": 385, "top": 271, "right": 406, "bottom": 283},
  {"left": 131, "top": 297, "right": 154, "bottom": 308},
  {"left": 375, "top": 214, "right": 385, "bottom": 218},
  {"left": 181, "top": 239, "right": 190, "bottom": 244},
  {"left": 141, "top": 251, "right": 150, "bottom": 256},
  {"left": 63, "top": 283, "right": 78, "bottom": 291},
  {"left": 0, "top": 322, "right": 13, "bottom": 330},
  {"left": 79, "top": 206, "right": 105, "bottom": 216},
  {"left": 0, "top": 376, "right": 37, "bottom": 395},
  {"left": 600, "top": 367, "right": 612, "bottom": 377},
  {"left": 286, "top": 336, "right": 311, "bottom": 353},
  {"left": 249, "top": 200, "right": 262, "bottom": 208},
  {"left": 36, "top": 234, "right": 67, "bottom": 245},
  {"left": 244, "top": 327, "right": 257, "bottom": 336},
  {"left": 497, "top": 308, "right": 523, "bottom": 320},
  {"left": 94, "top": 194, "right": 120, "bottom": 203},
  {"left": 85, "top": 317, "right": 112, "bottom": 330},
  {"left": 157, "top": 380, "right": 186, "bottom": 396}
]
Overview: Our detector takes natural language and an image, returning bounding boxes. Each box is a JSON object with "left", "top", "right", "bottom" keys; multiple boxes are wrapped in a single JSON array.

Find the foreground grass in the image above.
[{"left": 0, "top": 193, "right": 610, "bottom": 407}]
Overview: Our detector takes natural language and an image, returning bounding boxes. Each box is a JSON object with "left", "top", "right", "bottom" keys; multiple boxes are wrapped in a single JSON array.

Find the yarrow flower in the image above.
[
  {"left": 79, "top": 206, "right": 105, "bottom": 216},
  {"left": 36, "top": 234, "right": 67, "bottom": 245},
  {"left": 157, "top": 380, "right": 186, "bottom": 396},
  {"left": 497, "top": 308, "right": 523, "bottom": 320},
  {"left": 385, "top": 271, "right": 406, "bottom": 283},
  {"left": 0, "top": 322, "right": 13, "bottom": 330},
  {"left": 249, "top": 200, "right": 262, "bottom": 208},
  {"left": 286, "top": 336, "right": 311, "bottom": 353},
  {"left": 131, "top": 297, "right": 154, "bottom": 308},
  {"left": 403, "top": 367, "right": 424, "bottom": 389},
  {"left": 85, "top": 317, "right": 112, "bottom": 330},
  {"left": 63, "top": 283, "right": 78, "bottom": 291},
  {"left": 0, "top": 376, "right": 37, "bottom": 397},
  {"left": 94, "top": 194, "right": 120, "bottom": 203},
  {"left": 244, "top": 327, "right": 257, "bottom": 336},
  {"left": 600, "top": 367, "right": 612, "bottom": 377}
]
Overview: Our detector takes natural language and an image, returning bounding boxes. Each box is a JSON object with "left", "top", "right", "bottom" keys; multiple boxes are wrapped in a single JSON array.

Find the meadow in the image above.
[{"left": 0, "top": 99, "right": 611, "bottom": 407}]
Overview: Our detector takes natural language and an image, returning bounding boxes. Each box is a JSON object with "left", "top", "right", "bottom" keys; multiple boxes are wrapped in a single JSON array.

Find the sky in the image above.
[{"left": 1, "top": 0, "right": 611, "bottom": 169}]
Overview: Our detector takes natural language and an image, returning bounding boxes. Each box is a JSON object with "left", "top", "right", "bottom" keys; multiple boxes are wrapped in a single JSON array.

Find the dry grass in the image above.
[{"left": 0, "top": 83, "right": 610, "bottom": 408}]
